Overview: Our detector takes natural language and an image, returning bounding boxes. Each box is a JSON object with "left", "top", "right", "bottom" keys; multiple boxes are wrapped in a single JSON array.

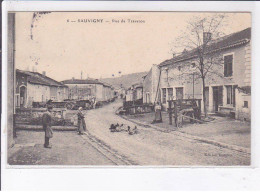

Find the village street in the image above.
[
  {"left": 84, "top": 100, "right": 250, "bottom": 166},
  {"left": 9, "top": 100, "right": 250, "bottom": 166}
]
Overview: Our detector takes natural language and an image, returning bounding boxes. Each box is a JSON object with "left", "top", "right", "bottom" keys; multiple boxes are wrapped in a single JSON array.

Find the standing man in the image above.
[
  {"left": 77, "top": 107, "right": 87, "bottom": 135},
  {"left": 42, "top": 105, "right": 53, "bottom": 148}
]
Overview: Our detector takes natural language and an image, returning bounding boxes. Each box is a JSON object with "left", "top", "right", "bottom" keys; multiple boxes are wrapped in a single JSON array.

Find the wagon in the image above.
[{"left": 167, "top": 99, "right": 202, "bottom": 127}]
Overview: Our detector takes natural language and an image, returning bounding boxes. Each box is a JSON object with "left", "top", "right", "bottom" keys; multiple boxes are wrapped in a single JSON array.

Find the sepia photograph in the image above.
[{"left": 6, "top": 11, "right": 251, "bottom": 166}]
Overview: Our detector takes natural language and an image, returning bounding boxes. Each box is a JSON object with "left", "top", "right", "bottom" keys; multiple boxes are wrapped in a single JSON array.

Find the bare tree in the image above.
[{"left": 170, "top": 14, "right": 228, "bottom": 117}]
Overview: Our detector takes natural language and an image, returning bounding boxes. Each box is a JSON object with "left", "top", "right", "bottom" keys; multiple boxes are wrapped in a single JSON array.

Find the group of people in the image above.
[
  {"left": 42, "top": 100, "right": 162, "bottom": 149},
  {"left": 42, "top": 106, "right": 87, "bottom": 148}
]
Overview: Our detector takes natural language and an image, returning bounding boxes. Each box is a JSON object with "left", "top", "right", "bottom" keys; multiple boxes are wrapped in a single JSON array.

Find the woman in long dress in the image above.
[
  {"left": 152, "top": 102, "right": 163, "bottom": 123},
  {"left": 77, "top": 107, "right": 87, "bottom": 135}
]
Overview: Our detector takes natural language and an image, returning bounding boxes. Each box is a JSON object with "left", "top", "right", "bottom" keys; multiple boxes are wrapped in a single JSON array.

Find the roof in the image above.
[
  {"left": 159, "top": 27, "right": 251, "bottom": 67},
  {"left": 128, "top": 83, "right": 143, "bottom": 90},
  {"left": 62, "top": 78, "right": 113, "bottom": 88},
  {"left": 16, "top": 69, "right": 67, "bottom": 87}
]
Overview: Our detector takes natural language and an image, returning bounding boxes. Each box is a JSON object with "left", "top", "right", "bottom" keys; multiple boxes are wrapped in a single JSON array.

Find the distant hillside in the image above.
[{"left": 101, "top": 71, "right": 148, "bottom": 89}]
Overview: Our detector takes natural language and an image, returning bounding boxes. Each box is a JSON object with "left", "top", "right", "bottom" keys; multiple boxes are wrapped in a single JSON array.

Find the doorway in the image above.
[
  {"left": 19, "top": 86, "right": 26, "bottom": 107},
  {"left": 212, "top": 86, "right": 223, "bottom": 112}
]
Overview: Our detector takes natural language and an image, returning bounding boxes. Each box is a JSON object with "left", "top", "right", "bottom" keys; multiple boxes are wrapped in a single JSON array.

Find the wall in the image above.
[
  {"left": 159, "top": 42, "right": 251, "bottom": 116},
  {"left": 244, "top": 42, "right": 251, "bottom": 86},
  {"left": 50, "top": 86, "right": 57, "bottom": 100},
  {"left": 143, "top": 69, "right": 152, "bottom": 103},
  {"left": 151, "top": 64, "right": 161, "bottom": 103},
  {"left": 95, "top": 84, "right": 103, "bottom": 101},
  {"left": 27, "top": 83, "right": 51, "bottom": 107},
  {"left": 66, "top": 83, "right": 95, "bottom": 100},
  {"left": 103, "top": 86, "right": 114, "bottom": 101},
  {"left": 143, "top": 65, "right": 160, "bottom": 104},
  {"left": 50, "top": 86, "right": 68, "bottom": 101},
  {"left": 160, "top": 61, "right": 202, "bottom": 109},
  {"left": 235, "top": 89, "right": 251, "bottom": 121}
]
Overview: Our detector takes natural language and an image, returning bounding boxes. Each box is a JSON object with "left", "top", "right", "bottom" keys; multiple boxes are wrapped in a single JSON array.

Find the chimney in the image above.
[
  {"left": 42, "top": 71, "right": 46, "bottom": 76},
  {"left": 72, "top": 77, "right": 75, "bottom": 80},
  {"left": 203, "top": 32, "right": 212, "bottom": 44}
]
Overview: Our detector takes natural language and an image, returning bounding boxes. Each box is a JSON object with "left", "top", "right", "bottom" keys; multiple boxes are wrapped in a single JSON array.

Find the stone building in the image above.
[
  {"left": 157, "top": 27, "right": 251, "bottom": 121},
  {"left": 142, "top": 64, "right": 160, "bottom": 104},
  {"left": 61, "top": 78, "right": 114, "bottom": 102},
  {"left": 15, "top": 69, "right": 69, "bottom": 108},
  {"left": 125, "top": 83, "right": 143, "bottom": 103}
]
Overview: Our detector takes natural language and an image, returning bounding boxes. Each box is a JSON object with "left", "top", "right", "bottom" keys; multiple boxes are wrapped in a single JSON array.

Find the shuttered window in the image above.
[{"left": 224, "top": 54, "right": 233, "bottom": 77}]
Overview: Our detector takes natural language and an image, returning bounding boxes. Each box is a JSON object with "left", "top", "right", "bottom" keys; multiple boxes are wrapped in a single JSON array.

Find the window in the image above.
[
  {"left": 176, "top": 87, "right": 184, "bottom": 100},
  {"left": 162, "top": 88, "right": 166, "bottom": 104},
  {"left": 244, "top": 101, "right": 248, "bottom": 108},
  {"left": 167, "top": 88, "right": 173, "bottom": 100},
  {"left": 226, "top": 85, "right": 237, "bottom": 106},
  {"left": 224, "top": 54, "right": 233, "bottom": 77},
  {"left": 226, "top": 86, "right": 232, "bottom": 104}
]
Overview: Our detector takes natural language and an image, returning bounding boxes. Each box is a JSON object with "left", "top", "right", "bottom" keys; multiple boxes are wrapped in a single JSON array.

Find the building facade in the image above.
[
  {"left": 158, "top": 28, "right": 251, "bottom": 121},
  {"left": 61, "top": 78, "right": 114, "bottom": 102},
  {"left": 142, "top": 64, "right": 160, "bottom": 104},
  {"left": 15, "top": 69, "right": 69, "bottom": 108},
  {"left": 125, "top": 83, "right": 143, "bottom": 102}
]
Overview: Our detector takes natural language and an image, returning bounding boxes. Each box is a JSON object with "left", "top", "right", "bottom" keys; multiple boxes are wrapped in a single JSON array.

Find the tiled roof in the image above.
[
  {"left": 159, "top": 27, "right": 251, "bottom": 67},
  {"left": 16, "top": 69, "right": 67, "bottom": 87}
]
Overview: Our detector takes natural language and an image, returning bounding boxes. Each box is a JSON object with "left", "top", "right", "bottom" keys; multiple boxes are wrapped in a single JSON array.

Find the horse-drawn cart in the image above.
[{"left": 168, "top": 99, "right": 202, "bottom": 127}]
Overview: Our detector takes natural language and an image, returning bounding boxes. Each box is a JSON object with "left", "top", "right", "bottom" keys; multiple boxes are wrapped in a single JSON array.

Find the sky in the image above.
[{"left": 15, "top": 12, "right": 251, "bottom": 81}]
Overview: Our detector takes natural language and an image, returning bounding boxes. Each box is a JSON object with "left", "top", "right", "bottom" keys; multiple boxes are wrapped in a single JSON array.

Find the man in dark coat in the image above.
[{"left": 42, "top": 105, "right": 53, "bottom": 148}]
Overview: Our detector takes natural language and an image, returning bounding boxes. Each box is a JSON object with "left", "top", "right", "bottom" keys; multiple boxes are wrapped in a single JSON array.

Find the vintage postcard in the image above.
[{"left": 6, "top": 11, "right": 251, "bottom": 166}]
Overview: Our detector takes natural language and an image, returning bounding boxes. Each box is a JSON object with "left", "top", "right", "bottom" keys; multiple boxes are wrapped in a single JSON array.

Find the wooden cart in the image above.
[{"left": 168, "top": 99, "right": 202, "bottom": 127}]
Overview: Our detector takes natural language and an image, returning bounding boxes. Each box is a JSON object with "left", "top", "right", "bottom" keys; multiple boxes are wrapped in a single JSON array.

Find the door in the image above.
[
  {"left": 212, "top": 86, "right": 223, "bottom": 112},
  {"left": 20, "top": 86, "right": 26, "bottom": 107},
  {"left": 176, "top": 87, "right": 184, "bottom": 100}
]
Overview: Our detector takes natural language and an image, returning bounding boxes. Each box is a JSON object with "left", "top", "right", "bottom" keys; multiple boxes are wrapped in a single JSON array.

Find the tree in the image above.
[{"left": 170, "top": 14, "right": 228, "bottom": 117}]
